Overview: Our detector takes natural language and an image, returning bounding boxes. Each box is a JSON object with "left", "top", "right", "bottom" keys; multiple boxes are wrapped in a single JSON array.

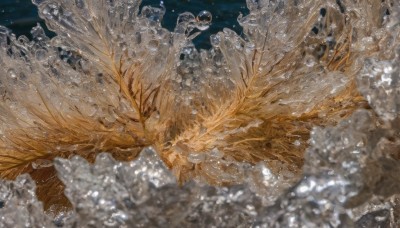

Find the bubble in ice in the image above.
[
  {"left": 7, "top": 69, "right": 17, "bottom": 79},
  {"left": 196, "top": 10, "right": 212, "bottom": 31},
  {"left": 35, "top": 49, "right": 47, "bottom": 61}
]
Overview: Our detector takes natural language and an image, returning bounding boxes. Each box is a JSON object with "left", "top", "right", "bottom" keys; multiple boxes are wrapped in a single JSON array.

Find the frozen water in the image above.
[
  {"left": 0, "top": 175, "right": 54, "bottom": 227},
  {"left": 0, "top": 0, "right": 400, "bottom": 227},
  {"left": 52, "top": 148, "right": 273, "bottom": 227}
]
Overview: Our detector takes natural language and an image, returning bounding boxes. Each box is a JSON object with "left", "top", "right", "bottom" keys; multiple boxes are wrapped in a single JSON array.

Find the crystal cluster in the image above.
[
  {"left": 53, "top": 148, "right": 263, "bottom": 227},
  {"left": 0, "top": 175, "right": 54, "bottom": 227},
  {"left": 0, "top": 148, "right": 295, "bottom": 227},
  {"left": 1, "top": 0, "right": 400, "bottom": 227}
]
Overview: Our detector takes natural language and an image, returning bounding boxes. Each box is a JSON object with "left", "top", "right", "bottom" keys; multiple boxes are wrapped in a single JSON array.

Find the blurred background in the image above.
[{"left": 0, "top": 0, "right": 248, "bottom": 49}]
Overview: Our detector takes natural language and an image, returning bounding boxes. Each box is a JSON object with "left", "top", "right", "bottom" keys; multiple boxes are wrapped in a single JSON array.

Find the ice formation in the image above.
[{"left": 0, "top": 0, "right": 400, "bottom": 227}]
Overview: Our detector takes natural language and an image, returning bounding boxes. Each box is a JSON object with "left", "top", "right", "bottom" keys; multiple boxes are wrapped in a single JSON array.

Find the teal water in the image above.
[{"left": 0, "top": 0, "right": 247, "bottom": 49}]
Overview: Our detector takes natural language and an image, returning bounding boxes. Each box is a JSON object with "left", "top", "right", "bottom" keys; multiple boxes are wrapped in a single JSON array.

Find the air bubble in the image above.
[
  {"left": 7, "top": 69, "right": 17, "bottom": 79},
  {"left": 35, "top": 49, "right": 47, "bottom": 61},
  {"left": 196, "top": 10, "right": 212, "bottom": 31}
]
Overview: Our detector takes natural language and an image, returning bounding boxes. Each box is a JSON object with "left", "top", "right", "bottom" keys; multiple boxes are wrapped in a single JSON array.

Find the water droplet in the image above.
[
  {"left": 35, "top": 49, "right": 47, "bottom": 61},
  {"left": 196, "top": 10, "right": 212, "bottom": 31},
  {"left": 7, "top": 69, "right": 17, "bottom": 79}
]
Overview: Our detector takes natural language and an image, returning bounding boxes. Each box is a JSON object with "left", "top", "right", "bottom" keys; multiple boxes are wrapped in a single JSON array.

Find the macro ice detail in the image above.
[
  {"left": 53, "top": 148, "right": 264, "bottom": 227},
  {"left": 0, "top": 175, "right": 54, "bottom": 227},
  {"left": 0, "top": 0, "right": 400, "bottom": 227}
]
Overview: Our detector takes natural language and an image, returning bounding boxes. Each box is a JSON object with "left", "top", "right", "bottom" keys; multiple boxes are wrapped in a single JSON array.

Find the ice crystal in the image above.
[
  {"left": 0, "top": 175, "right": 54, "bottom": 227},
  {"left": 53, "top": 148, "right": 266, "bottom": 227},
  {"left": 1, "top": 0, "right": 400, "bottom": 227}
]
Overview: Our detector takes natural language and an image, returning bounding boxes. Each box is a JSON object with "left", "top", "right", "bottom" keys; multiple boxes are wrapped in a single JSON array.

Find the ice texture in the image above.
[
  {"left": 1, "top": 0, "right": 400, "bottom": 227},
  {"left": 0, "top": 175, "right": 54, "bottom": 227},
  {"left": 52, "top": 147, "right": 297, "bottom": 227},
  {"left": 53, "top": 148, "right": 266, "bottom": 227},
  {"left": 255, "top": 110, "right": 400, "bottom": 227}
]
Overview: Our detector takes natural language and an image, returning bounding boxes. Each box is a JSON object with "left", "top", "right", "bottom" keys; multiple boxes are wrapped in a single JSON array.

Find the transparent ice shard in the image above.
[
  {"left": 53, "top": 148, "right": 280, "bottom": 227},
  {"left": 0, "top": 175, "right": 54, "bottom": 227},
  {"left": 254, "top": 109, "right": 400, "bottom": 227}
]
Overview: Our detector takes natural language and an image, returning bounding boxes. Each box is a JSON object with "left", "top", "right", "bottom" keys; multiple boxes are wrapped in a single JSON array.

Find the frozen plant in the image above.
[{"left": 0, "top": 0, "right": 400, "bottom": 227}]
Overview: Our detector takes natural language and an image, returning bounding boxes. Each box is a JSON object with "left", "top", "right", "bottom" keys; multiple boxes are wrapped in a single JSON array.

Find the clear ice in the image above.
[{"left": 1, "top": 0, "right": 400, "bottom": 227}]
